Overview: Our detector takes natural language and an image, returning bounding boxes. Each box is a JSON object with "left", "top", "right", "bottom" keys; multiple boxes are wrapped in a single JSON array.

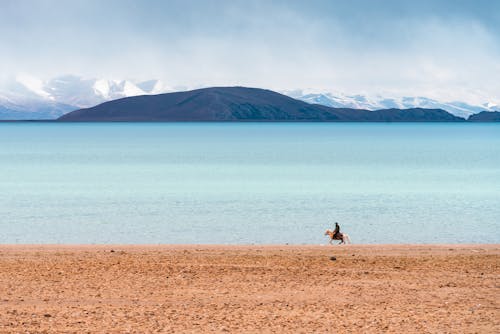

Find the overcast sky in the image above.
[{"left": 1, "top": 0, "right": 499, "bottom": 103}]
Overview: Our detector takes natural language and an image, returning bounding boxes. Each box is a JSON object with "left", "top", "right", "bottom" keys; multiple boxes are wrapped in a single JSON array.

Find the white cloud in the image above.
[{"left": 0, "top": 0, "right": 498, "bottom": 105}]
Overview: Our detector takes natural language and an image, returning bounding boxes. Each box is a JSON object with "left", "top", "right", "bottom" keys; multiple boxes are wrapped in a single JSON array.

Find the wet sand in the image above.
[{"left": 0, "top": 244, "right": 498, "bottom": 333}]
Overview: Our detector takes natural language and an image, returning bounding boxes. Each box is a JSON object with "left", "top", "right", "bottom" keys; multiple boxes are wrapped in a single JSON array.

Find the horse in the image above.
[{"left": 324, "top": 229, "right": 351, "bottom": 245}]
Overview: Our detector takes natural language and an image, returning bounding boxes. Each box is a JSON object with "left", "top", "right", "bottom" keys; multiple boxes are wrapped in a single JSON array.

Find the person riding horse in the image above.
[
  {"left": 333, "top": 222, "right": 341, "bottom": 239},
  {"left": 324, "top": 222, "right": 351, "bottom": 244}
]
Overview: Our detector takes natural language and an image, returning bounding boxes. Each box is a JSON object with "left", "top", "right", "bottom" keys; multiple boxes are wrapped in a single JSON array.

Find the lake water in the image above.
[{"left": 0, "top": 123, "right": 499, "bottom": 244}]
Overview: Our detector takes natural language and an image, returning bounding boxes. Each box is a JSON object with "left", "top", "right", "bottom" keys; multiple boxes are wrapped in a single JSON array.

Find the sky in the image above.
[{"left": 1, "top": 0, "right": 499, "bottom": 103}]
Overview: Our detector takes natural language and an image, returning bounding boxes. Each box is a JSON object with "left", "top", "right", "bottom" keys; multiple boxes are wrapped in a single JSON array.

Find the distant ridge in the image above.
[
  {"left": 468, "top": 111, "right": 500, "bottom": 122},
  {"left": 58, "top": 87, "right": 466, "bottom": 122}
]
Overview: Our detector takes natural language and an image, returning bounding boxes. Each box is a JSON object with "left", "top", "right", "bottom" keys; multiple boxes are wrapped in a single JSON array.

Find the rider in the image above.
[{"left": 333, "top": 222, "right": 340, "bottom": 239}]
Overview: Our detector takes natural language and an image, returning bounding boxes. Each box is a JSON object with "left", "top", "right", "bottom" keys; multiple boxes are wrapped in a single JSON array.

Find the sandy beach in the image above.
[{"left": 0, "top": 244, "right": 498, "bottom": 333}]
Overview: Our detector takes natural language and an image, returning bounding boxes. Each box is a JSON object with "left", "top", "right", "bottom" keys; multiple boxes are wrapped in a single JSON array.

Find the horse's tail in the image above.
[{"left": 343, "top": 233, "right": 351, "bottom": 244}]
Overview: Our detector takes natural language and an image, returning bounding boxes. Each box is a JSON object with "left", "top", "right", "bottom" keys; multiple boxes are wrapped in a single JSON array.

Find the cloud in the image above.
[{"left": 0, "top": 0, "right": 499, "bottom": 103}]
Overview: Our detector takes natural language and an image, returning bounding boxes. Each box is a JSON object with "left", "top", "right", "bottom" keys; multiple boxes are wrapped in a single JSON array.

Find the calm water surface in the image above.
[{"left": 0, "top": 123, "right": 499, "bottom": 244}]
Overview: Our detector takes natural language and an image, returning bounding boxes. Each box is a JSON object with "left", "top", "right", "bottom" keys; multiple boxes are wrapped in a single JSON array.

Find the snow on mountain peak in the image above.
[
  {"left": 15, "top": 74, "right": 52, "bottom": 99},
  {"left": 136, "top": 80, "right": 173, "bottom": 95},
  {"left": 485, "top": 101, "right": 498, "bottom": 109},
  {"left": 121, "top": 80, "right": 145, "bottom": 97},
  {"left": 0, "top": 75, "right": 173, "bottom": 119},
  {"left": 287, "top": 90, "right": 497, "bottom": 118},
  {"left": 93, "top": 79, "right": 111, "bottom": 98},
  {"left": 93, "top": 79, "right": 146, "bottom": 100}
]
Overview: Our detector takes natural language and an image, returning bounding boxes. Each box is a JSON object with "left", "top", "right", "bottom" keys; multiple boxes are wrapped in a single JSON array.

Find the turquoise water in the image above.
[{"left": 0, "top": 123, "right": 499, "bottom": 244}]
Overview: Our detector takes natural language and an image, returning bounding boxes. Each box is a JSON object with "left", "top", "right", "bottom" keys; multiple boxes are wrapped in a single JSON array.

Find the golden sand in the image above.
[{"left": 0, "top": 244, "right": 498, "bottom": 333}]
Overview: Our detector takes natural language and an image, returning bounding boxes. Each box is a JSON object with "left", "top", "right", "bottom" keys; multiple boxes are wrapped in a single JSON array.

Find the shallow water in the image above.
[{"left": 0, "top": 122, "right": 499, "bottom": 244}]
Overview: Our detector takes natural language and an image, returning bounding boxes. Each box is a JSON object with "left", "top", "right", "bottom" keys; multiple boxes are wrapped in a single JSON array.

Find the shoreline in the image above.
[
  {"left": 1, "top": 243, "right": 498, "bottom": 247},
  {"left": 0, "top": 243, "right": 498, "bottom": 253}
]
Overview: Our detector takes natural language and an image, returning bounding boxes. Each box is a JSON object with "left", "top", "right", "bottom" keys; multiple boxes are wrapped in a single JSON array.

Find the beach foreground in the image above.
[{"left": 0, "top": 245, "right": 498, "bottom": 333}]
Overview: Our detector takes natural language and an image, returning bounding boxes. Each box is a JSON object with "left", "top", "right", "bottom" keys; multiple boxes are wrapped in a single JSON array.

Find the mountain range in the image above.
[
  {"left": 286, "top": 91, "right": 498, "bottom": 119},
  {"left": 0, "top": 75, "right": 172, "bottom": 120},
  {"left": 0, "top": 75, "right": 498, "bottom": 120}
]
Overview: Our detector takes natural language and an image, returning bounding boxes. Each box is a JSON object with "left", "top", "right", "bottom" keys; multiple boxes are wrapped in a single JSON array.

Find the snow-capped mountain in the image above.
[
  {"left": 0, "top": 75, "right": 173, "bottom": 119},
  {"left": 285, "top": 91, "right": 499, "bottom": 119},
  {"left": 0, "top": 74, "right": 497, "bottom": 120}
]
